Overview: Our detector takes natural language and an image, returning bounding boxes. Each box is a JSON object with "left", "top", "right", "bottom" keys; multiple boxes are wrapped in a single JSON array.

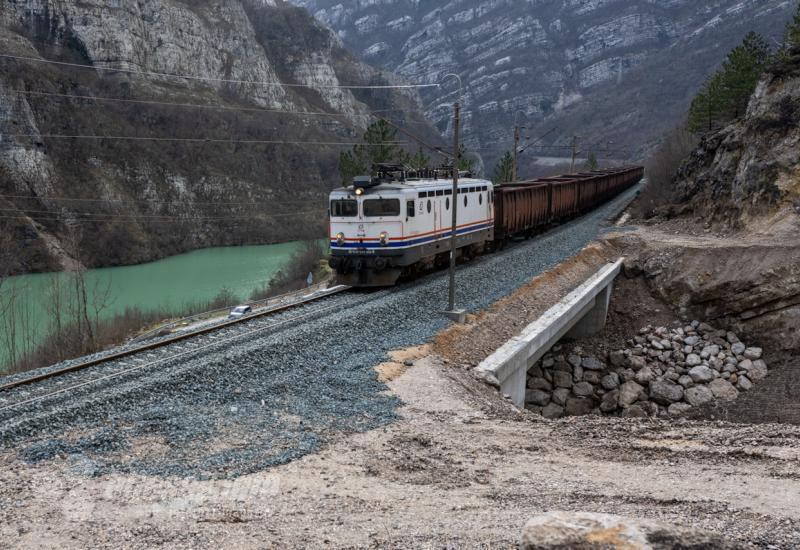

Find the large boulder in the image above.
[
  {"left": 552, "top": 387, "right": 570, "bottom": 406},
  {"left": 688, "top": 365, "right": 715, "bottom": 383},
  {"left": 684, "top": 385, "right": 715, "bottom": 407},
  {"left": 581, "top": 356, "right": 604, "bottom": 371},
  {"left": 619, "top": 381, "right": 645, "bottom": 408},
  {"left": 573, "top": 382, "right": 594, "bottom": 397},
  {"left": 744, "top": 359, "right": 768, "bottom": 380},
  {"left": 553, "top": 371, "right": 573, "bottom": 389},
  {"left": 565, "top": 397, "right": 594, "bottom": 416},
  {"left": 521, "top": 511, "right": 746, "bottom": 549},
  {"left": 649, "top": 380, "right": 684, "bottom": 405},
  {"left": 541, "top": 403, "right": 565, "bottom": 420},
  {"left": 600, "top": 389, "right": 620, "bottom": 413},
  {"left": 526, "top": 389, "right": 551, "bottom": 407},
  {"left": 709, "top": 378, "right": 739, "bottom": 401}
]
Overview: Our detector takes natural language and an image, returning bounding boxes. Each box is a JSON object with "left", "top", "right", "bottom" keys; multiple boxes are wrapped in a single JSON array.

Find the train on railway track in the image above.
[{"left": 328, "top": 164, "right": 644, "bottom": 286}]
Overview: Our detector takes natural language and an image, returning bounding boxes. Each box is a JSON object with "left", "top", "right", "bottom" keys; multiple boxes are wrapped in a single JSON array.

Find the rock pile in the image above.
[{"left": 525, "top": 321, "right": 768, "bottom": 419}]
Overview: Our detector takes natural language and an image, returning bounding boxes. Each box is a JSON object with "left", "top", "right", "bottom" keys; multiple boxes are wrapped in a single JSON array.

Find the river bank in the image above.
[{"left": 0, "top": 241, "right": 315, "bottom": 374}]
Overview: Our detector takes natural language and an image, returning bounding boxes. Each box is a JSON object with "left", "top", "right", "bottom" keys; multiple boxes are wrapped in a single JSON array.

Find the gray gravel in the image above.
[{"left": 0, "top": 186, "right": 639, "bottom": 479}]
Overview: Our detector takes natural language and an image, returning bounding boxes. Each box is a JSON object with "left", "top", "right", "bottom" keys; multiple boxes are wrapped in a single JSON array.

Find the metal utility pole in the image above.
[
  {"left": 512, "top": 125, "right": 520, "bottom": 182},
  {"left": 446, "top": 101, "right": 461, "bottom": 318},
  {"left": 570, "top": 135, "right": 579, "bottom": 173}
]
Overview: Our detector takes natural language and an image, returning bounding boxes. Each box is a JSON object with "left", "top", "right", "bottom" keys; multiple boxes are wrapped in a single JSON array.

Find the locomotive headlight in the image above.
[
  {"left": 336, "top": 232, "right": 345, "bottom": 246},
  {"left": 379, "top": 232, "right": 389, "bottom": 246},
  {"left": 354, "top": 188, "right": 364, "bottom": 196}
]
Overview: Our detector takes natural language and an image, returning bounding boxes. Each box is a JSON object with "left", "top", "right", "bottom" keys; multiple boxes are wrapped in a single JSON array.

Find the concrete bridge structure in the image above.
[{"left": 475, "top": 258, "right": 624, "bottom": 408}]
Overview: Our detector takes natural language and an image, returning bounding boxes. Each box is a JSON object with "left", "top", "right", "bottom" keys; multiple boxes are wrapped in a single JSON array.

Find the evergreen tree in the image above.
[
  {"left": 456, "top": 144, "right": 475, "bottom": 173},
  {"left": 492, "top": 151, "right": 514, "bottom": 184},
  {"left": 338, "top": 119, "right": 409, "bottom": 184},
  {"left": 687, "top": 32, "right": 772, "bottom": 133},
  {"left": 584, "top": 151, "right": 599, "bottom": 171},
  {"left": 787, "top": 3, "right": 800, "bottom": 48},
  {"left": 408, "top": 147, "right": 431, "bottom": 171}
]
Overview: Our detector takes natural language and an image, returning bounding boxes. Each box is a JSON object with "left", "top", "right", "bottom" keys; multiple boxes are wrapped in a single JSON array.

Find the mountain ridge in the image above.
[
  {"left": 290, "top": 0, "right": 796, "bottom": 172},
  {"left": 0, "top": 0, "right": 436, "bottom": 274}
]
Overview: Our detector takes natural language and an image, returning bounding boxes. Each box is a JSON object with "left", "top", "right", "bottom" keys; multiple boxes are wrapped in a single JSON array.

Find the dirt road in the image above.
[{"left": 2, "top": 353, "right": 800, "bottom": 548}]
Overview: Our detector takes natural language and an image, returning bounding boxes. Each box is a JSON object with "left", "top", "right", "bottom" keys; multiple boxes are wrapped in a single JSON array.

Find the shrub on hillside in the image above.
[
  {"left": 631, "top": 127, "right": 698, "bottom": 219},
  {"left": 250, "top": 241, "right": 327, "bottom": 300}
]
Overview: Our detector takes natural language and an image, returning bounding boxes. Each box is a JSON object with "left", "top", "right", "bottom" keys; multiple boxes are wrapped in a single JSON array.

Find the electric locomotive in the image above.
[{"left": 328, "top": 165, "right": 494, "bottom": 286}]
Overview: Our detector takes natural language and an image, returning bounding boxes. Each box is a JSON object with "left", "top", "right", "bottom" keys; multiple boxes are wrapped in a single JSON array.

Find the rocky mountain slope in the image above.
[
  {"left": 675, "top": 47, "right": 800, "bottom": 228},
  {"left": 0, "top": 0, "right": 434, "bottom": 273},
  {"left": 290, "top": 0, "right": 795, "bottom": 172}
]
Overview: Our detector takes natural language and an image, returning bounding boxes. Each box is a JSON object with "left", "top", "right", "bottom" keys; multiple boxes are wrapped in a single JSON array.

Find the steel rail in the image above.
[
  {"left": 0, "top": 285, "right": 350, "bottom": 394},
  {"left": 0, "top": 297, "right": 352, "bottom": 413}
]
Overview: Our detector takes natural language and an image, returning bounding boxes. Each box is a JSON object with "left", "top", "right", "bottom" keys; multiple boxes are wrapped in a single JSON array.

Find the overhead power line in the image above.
[
  {"left": 0, "top": 214, "right": 324, "bottom": 225},
  {"left": 0, "top": 207, "right": 328, "bottom": 222},
  {"left": 6, "top": 134, "right": 407, "bottom": 147},
  {"left": 0, "top": 207, "right": 326, "bottom": 219},
  {"left": 0, "top": 53, "right": 439, "bottom": 90},
  {"left": 10, "top": 89, "right": 436, "bottom": 132},
  {"left": 10, "top": 89, "right": 406, "bottom": 117},
  {"left": 0, "top": 193, "right": 326, "bottom": 207}
]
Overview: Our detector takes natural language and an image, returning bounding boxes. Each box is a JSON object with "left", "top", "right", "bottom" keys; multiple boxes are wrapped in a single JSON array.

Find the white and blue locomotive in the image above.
[{"left": 329, "top": 166, "right": 494, "bottom": 286}]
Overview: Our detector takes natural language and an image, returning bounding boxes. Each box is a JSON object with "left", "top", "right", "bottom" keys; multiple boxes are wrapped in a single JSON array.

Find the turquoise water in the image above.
[{"left": 0, "top": 242, "right": 307, "bottom": 371}]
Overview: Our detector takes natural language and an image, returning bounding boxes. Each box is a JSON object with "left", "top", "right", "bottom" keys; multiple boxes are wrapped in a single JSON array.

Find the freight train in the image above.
[{"left": 328, "top": 164, "right": 643, "bottom": 286}]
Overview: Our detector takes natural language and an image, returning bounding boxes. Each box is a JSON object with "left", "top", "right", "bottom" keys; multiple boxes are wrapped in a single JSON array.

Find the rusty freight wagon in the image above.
[{"left": 493, "top": 166, "right": 643, "bottom": 244}]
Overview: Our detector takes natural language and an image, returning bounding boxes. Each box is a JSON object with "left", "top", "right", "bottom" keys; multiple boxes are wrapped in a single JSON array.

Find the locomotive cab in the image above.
[{"left": 329, "top": 165, "right": 495, "bottom": 287}]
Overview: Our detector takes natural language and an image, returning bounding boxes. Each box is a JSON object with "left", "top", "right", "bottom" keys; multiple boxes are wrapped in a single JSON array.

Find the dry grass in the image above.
[{"left": 4, "top": 287, "right": 239, "bottom": 375}]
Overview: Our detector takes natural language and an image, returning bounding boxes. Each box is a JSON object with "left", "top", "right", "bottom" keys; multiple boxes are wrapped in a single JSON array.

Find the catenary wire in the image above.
[
  {"left": 10, "top": 89, "right": 416, "bottom": 118},
  {"left": 0, "top": 53, "right": 439, "bottom": 90},
  {"left": 5, "top": 134, "right": 407, "bottom": 146},
  {"left": 0, "top": 193, "right": 327, "bottom": 207}
]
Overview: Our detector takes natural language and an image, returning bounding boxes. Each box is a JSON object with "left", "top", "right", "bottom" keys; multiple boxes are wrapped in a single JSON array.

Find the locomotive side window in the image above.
[
  {"left": 364, "top": 198, "right": 401, "bottom": 217},
  {"left": 446, "top": 197, "right": 450, "bottom": 210},
  {"left": 330, "top": 199, "right": 357, "bottom": 217},
  {"left": 427, "top": 200, "right": 432, "bottom": 213},
  {"left": 464, "top": 195, "right": 468, "bottom": 207},
  {"left": 479, "top": 193, "right": 483, "bottom": 205},
  {"left": 406, "top": 200, "right": 415, "bottom": 218}
]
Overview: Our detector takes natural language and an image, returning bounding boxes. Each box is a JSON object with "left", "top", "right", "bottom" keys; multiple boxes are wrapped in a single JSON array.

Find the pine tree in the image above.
[
  {"left": 787, "top": 3, "right": 800, "bottom": 48},
  {"left": 492, "top": 151, "right": 514, "bottom": 184},
  {"left": 456, "top": 144, "right": 474, "bottom": 173},
  {"left": 688, "top": 74, "right": 725, "bottom": 133},
  {"left": 687, "top": 32, "right": 772, "bottom": 133},
  {"left": 408, "top": 147, "right": 431, "bottom": 171},
  {"left": 584, "top": 151, "right": 599, "bottom": 171},
  {"left": 338, "top": 119, "right": 409, "bottom": 184}
]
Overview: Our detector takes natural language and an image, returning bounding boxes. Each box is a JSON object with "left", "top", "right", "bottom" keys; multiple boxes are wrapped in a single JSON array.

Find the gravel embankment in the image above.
[{"left": 0, "top": 187, "right": 639, "bottom": 479}]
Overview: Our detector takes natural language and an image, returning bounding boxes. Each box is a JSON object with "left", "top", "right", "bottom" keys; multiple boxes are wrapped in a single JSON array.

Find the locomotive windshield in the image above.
[
  {"left": 363, "top": 198, "right": 401, "bottom": 217},
  {"left": 330, "top": 199, "right": 358, "bottom": 217}
]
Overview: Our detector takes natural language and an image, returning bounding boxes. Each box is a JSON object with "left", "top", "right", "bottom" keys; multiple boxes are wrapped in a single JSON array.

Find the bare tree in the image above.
[{"left": 632, "top": 126, "right": 699, "bottom": 219}]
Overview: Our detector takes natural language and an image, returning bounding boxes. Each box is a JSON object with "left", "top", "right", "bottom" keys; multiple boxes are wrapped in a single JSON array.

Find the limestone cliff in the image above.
[
  {"left": 675, "top": 48, "right": 800, "bottom": 229},
  {"left": 0, "top": 0, "right": 434, "bottom": 273},
  {"left": 290, "top": 0, "right": 794, "bottom": 171}
]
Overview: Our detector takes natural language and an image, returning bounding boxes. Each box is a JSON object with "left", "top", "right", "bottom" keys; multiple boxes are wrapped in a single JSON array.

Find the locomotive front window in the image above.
[
  {"left": 330, "top": 199, "right": 358, "bottom": 217},
  {"left": 364, "top": 198, "right": 401, "bottom": 217}
]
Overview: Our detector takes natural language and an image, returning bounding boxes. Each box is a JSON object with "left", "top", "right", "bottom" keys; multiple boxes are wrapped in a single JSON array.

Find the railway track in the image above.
[
  {"left": 0, "top": 186, "right": 641, "bottom": 478},
  {"left": 0, "top": 284, "right": 351, "bottom": 413}
]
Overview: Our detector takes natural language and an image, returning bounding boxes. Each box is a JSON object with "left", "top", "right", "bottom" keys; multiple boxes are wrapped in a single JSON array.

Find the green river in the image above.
[{"left": 0, "top": 241, "right": 309, "bottom": 373}]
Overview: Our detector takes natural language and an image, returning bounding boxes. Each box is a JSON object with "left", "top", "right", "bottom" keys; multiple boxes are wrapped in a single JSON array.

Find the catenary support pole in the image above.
[
  {"left": 447, "top": 101, "right": 460, "bottom": 315},
  {"left": 570, "top": 135, "right": 578, "bottom": 173},
  {"left": 512, "top": 125, "right": 520, "bottom": 182}
]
